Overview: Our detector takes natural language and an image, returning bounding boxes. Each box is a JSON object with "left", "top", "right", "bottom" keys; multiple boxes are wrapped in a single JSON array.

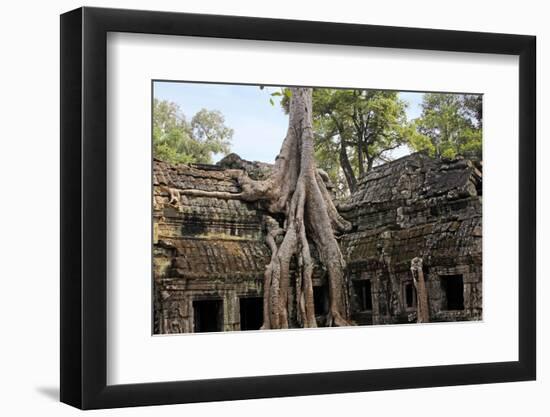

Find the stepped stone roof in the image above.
[
  {"left": 339, "top": 153, "right": 482, "bottom": 272},
  {"left": 153, "top": 158, "right": 240, "bottom": 194},
  {"left": 153, "top": 158, "right": 270, "bottom": 281},
  {"left": 343, "top": 152, "right": 481, "bottom": 210},
  {"left": 153, "top": 152, "right": 482, "bottom": 281}
]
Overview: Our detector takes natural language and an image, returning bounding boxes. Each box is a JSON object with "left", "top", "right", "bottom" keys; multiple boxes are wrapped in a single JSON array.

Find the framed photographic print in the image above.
[{"left": 60, "top": 6, "right": 536, "bottom": 409}]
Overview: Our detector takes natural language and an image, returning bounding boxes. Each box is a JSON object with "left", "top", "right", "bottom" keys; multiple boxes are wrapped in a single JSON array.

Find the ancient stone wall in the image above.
[
  {"left": 340, "top": 153, "right": 482, "bottom": 325},
  {"left": 153, "top": 153, "right": 482, "bottom": 333},
  {"left": 153, "top": 159, "right": 270, "bottom": 333}
]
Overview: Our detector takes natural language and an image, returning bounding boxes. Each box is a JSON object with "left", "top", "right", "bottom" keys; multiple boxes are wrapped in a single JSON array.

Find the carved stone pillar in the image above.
[{"left": 410, "top": 257, "right": 430, "bottom": 323}]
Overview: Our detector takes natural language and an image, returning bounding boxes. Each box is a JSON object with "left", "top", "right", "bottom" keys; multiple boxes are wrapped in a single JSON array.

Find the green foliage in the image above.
[
  {"left": 313, "top": 115, "right": 345, "bottom": 195},
  {"left": 310, "top": 89, "right": 409, "bottom": 194},
  {"left": 153, "top": 99, "right": 233, "bottom": 165},
  {"left": 190, "top": 109, "right": 233, "bottom": 159},
  {"left": 412, "top": 93, "right": 482, "bottom": 159},
  {"left": 264, "top": 88, "right": 291, "bottom": 108},
  {"left": 405, "top": 120, "right": 435, "bottom": 156}
]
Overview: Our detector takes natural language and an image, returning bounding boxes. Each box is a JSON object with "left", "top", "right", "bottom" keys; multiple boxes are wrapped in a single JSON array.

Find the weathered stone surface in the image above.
[
  {"left": 217, "top": 153, "right": 273, "bottom": 180},
  {"left": 340, "top": 153, "right": 482, "bottom": 325},
  {"left": 153, "top": 153, "right": 482, "bottom": 333},
  {"left": 153, "top": 158, "right": 272, "bottom": 333}
]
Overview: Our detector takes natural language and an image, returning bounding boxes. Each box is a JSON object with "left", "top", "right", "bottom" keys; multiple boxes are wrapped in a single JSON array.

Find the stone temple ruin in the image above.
[{"left": 153, "top": 152, "right": 482, "bottom": 334}]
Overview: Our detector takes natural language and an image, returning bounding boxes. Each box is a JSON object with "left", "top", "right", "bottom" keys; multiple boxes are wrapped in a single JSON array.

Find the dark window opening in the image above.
[
  {"left": 193, "top": 299, "right": 223, "bottom": 332},
  {"left": 353, "top": 280, "right": 372, "bottom": 311},
  {"left": 184, "top": 216, "right": 207, "bottom": 235},
  {"left": 313, "top": 286, "right": 328, "bottom": 316},
  {"left": 240, "top": 297, "right": 263, "bottom": 331},
  {"left": 440, "top": 275, "right": 464, "bottom": 310},
  {"left": 404, "top": 282, "right": 416, "bottom": 308}
]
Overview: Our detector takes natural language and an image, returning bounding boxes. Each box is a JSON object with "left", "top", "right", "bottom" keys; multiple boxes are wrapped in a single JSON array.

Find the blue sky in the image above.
[{"left": 154, "top": 81, "right": 424, "bottom": 163}]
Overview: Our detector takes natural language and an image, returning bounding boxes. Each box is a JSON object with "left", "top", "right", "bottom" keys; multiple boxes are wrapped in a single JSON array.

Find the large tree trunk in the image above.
[{"left": 177, "top": 88, "right": 353, "bottom": 329}]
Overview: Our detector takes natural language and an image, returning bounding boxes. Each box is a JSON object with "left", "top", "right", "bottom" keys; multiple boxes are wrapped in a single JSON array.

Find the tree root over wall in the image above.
[{"left": 176, "top": 88, "right": 353, "bottom": 329}]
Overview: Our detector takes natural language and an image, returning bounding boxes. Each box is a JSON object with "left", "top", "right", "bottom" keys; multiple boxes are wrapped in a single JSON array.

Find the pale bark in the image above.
[{"left": 410, "top": 257, "right": 430, "bottom": 323}]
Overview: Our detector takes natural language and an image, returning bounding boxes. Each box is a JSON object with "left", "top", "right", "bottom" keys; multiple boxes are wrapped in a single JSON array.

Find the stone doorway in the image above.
[
  {"left": 239, "top": 297, "right": 263, "bottom": 330},
  {"left": 193, "top": 299, "right": 223, "bottom": 332},
  {"left": 353, "top": 279, "right": 373, "bottom": 311},
  {"left": 440, "top": 275, "right": 465, "bottom": 311}
]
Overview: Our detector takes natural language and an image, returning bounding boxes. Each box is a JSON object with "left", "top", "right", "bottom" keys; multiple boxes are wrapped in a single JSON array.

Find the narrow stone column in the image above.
[{"left": 410, "top": 257, "right": 430, "bottom": 323}]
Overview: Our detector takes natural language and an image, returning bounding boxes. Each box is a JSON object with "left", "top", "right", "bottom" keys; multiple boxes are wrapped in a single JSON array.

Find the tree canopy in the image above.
[
  {"left": 409, "top": 93, "right": 482, "bottom": 159},
  {"left": 308, "top": 89, "right": 410, "bottom": 195},
  {"left": 153, "top": 99, "right": 233, "bottom": 165},
  {"left": 300, "top": 89, "right": 483, "bottom": 196}
]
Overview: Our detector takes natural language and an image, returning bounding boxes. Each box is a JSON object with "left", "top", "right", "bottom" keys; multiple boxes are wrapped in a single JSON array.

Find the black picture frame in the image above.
[{"left": 60, "top": 6, "right": 536, "bottom": 410}]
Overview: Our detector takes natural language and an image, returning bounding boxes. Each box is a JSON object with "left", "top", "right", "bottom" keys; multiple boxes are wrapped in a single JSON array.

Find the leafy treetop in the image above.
[
  {"left": 153, "top": 99, "right": 233, "bottom": 165},
  {"left": 409, "top": 93, "right": 482, "bottom": 160}
]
